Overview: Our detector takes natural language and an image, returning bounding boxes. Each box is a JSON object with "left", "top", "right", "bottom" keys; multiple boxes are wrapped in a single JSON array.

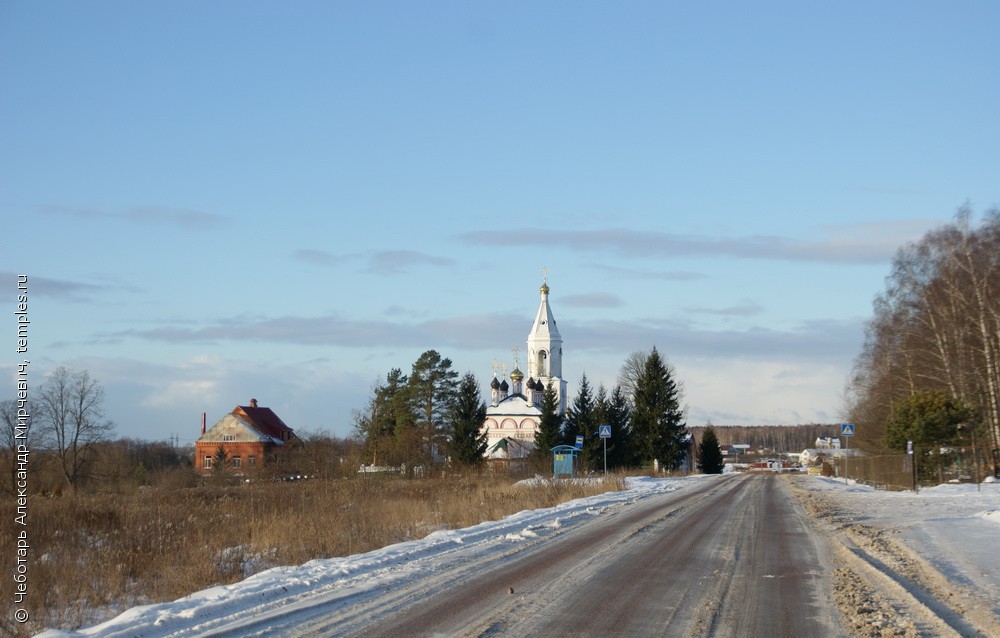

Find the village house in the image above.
[{"left": 195, "top": 399, "right": 296, "bottom": 474}]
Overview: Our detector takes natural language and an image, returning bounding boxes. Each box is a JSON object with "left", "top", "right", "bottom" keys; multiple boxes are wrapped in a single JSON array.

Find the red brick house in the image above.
[{"left": 195, "top": 399, "right": 296, "bottom": 474}]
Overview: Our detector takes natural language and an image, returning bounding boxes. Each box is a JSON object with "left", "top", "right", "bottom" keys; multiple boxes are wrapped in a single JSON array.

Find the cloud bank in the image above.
[{"left": 456, "top": 221, "right": 938, "bottom": 265}]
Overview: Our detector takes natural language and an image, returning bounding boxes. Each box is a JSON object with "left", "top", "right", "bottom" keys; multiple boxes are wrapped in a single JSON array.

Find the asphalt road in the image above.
[{"left": 336, "top": 474, "right": 847, "bottom": 637}]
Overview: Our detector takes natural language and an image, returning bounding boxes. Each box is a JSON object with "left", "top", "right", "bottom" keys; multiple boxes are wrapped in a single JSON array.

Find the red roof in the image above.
[{"left": 233, "top": 405, "right": 294, "bottom": 442}]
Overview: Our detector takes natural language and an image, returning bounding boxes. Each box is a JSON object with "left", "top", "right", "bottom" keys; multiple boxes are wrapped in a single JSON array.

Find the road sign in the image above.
[
  {"left": 575, "top": 435, "right": 584, "bottom": 450},
  {"left": 599, "top": 425, "right": 612, "bottom": 438},
  {"left": 841, "top": 423, "right": 855, "bottom": 437}
]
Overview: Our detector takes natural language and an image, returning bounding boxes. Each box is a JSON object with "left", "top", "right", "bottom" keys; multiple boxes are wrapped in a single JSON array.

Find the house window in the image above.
[
  {"left": 248, "top": 455, "right": 256, "bottom": 467},
  {"left": 231, "top": 456, "right": 241, "bottom": 468},
  {"left": 204, "top": 456, "right": 212, "bottom": 468}
]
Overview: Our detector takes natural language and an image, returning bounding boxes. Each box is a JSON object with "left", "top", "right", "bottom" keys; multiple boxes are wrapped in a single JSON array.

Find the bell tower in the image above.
[{"left": 527, "top": 268, "right": 567, "bottom": 414}]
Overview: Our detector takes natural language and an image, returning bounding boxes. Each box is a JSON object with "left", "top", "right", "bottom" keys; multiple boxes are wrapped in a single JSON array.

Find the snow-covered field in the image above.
[
  {"left": 36, "top": 477, "right": 700, "bottom": 638},
  {"left": 36, "top": 474, "right": 1000, "bottom": 637}
]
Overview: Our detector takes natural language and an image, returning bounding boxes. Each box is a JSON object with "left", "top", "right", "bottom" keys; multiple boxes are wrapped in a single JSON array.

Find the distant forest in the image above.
[{"left": 688, "top": 424, "right": 841, "bottom": 454}]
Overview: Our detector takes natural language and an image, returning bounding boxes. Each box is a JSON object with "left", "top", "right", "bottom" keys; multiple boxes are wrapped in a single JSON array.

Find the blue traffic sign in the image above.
[
  {"left": 841, "top": 423, "right": 855, "bottom": 437},
  {"left": 575, "top": 435, "right": 584, "bottom": 449},
  {"left": 599, "top": 425, "right": 612, "bottom": 438}
]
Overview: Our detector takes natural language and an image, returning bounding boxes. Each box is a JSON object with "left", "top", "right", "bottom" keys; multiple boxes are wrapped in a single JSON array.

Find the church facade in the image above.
[{"left": 481, "top": 278, "right": 568, "bottom": 457}]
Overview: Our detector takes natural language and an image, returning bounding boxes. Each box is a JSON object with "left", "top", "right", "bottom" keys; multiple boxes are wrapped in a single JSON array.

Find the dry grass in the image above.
[{"left": 1, "top": 471, "right": 626, "bottom": 636}]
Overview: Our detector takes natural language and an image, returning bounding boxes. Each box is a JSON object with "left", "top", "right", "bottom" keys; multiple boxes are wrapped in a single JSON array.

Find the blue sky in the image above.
[{"left": 3, "top": 1, "right": 998, "bottom": 444}]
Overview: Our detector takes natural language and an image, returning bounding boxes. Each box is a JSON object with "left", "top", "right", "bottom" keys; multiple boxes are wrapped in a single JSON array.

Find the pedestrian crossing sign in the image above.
[
  {"left": 841, "top": 423, "right": 855, "bottom": 437},
  {"left": 599, "top": 425, "right": 612, "bottom": 438}
]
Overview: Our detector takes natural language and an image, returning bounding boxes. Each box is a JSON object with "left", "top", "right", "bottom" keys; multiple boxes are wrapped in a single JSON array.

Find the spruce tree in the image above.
[
  {"left": 697, "top": 425, "right": 725, "bottom": 474},
  {"left": 599, "top": 384, "right": 633, "bottom": 469},
  {"left": 631, "top": 347, "right": 688, "bottom": 470},
  {"left": 212, "top": 445, "right": 228, "bottom": 475},
  {"left": 447, "top": 372, "right": 488, "bottom": 467},
  {"left": 534, "top": 381, "right": 563, "bottom": 459},
  {"left": 565, "top": 374, "right": 601, "bottom": 470}
]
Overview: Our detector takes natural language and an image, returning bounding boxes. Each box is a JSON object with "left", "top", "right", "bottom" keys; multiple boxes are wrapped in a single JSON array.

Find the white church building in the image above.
[{"left": 481, "top": 277, "right": 568, "bottom": 458}]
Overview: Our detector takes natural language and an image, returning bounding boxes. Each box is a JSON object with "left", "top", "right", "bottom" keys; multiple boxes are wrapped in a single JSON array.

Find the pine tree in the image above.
[
  {"left": 447, "top": 372, "right": 488, "bottom": 467},
  {"left": 353, "top": 368, "right": 411, "bottom": 465},
  {"left": 631, "top": 347, "right": 688, "bottom": 470},
  {"left": 407, "top": 350, "right": 459, "bottom": 470},
  {"left": 534, "top": 381, "right": 563, "bottom": 458},
  {"left": 697, "top": 425, "right": 725, "bottom": 474}
]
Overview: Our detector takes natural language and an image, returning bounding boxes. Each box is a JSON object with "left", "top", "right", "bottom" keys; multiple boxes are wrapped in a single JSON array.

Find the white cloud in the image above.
[
  {"left": 678, "top": 358, "right": 846, "bottom": 426},
  {"left": 455, "top": 221, "right": 946, "bottom": 265},
  {"left": 364, "top": 250, "right": 455, "bottom": 275}
]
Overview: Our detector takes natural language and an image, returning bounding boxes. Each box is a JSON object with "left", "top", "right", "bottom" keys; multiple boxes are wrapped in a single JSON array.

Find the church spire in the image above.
[{"left": 527, "top": 268, "right": 566, "bottom": 414}]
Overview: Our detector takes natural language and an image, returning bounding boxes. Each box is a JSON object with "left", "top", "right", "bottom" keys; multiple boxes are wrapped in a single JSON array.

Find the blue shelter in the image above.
[{"left": 550, "top": 445, "right": 580, "bottom": 478}]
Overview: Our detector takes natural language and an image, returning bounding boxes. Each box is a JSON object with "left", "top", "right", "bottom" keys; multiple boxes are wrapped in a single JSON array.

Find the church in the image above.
[{"left": 481, "top": 276, "right": 568, "bottom": 458}]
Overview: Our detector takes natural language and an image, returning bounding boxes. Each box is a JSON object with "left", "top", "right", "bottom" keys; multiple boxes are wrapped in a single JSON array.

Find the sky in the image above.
[{"left": 2, "top": 1, "right": 999, "bottom": 444}]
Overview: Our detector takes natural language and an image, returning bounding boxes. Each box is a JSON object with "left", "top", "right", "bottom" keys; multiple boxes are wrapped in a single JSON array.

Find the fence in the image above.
[{"left": 840, "top": 446, "right": 999, "bottom": 491}]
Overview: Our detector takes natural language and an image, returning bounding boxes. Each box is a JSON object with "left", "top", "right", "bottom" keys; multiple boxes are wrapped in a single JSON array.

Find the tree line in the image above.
[
  {"left": 353, "top": 346, "right": 690, "bottom": 474},
  {"left": 687, "top": 423, "right": 841, "bottom": 454},
  {"left": 845, "top": 206, "right": 1000, "bottom": 455}
]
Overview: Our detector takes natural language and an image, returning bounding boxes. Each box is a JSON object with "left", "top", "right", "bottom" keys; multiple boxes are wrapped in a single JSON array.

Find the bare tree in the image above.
[
  {"left": 0, "top": 399, "right": 36, "bottom": 494},
  {"left": 617, "top": 351, "right": 647, "bottom": 402},
  {"left": 619, "top": 350, "right": 686, "bottom": 410},
  {"left": 846, "top": 206, "right": 1000, "bottom": 451},
  {"left": 37, "top": 367, "right": 115, "bottom": 491}
]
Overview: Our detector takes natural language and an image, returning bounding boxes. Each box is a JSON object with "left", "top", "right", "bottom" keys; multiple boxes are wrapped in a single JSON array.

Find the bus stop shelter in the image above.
[{"left": 551, "top": 445, "right": 580, "bottom": 479}]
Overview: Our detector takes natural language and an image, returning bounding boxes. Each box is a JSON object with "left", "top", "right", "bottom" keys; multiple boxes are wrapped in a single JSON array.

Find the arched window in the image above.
[{"left": 538, "top": 350, "right": 548, "bottom": 376}]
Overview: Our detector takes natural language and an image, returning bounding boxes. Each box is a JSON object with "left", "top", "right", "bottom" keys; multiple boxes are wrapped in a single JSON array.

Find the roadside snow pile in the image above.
[
  {"left": 980, "top": 510, "right": 1000, "bottom": 524},
  {"left": 37, "top": 476, "right": 700, "bottom": 638},
  {"left": 799, "top": 476, "right": 1000, "bottom": 605}
]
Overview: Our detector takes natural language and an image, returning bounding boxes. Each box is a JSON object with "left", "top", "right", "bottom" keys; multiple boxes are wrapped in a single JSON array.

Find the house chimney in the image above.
[
  {"left": 250, "top": 398, "right": 258, "bottom": 408},
  {"left": 201, "top": 412, "right": 206, "bottom": 435}
]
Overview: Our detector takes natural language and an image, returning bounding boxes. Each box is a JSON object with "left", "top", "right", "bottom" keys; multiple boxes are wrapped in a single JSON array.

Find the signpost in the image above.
[
  {"left": 841, "top": 423, "right": 855, "bottom": 484},
  {"left": 574, "top": 435, "right": 584, "bottom": 450},
  {"left": 907, "top": 439, "right": 917, "bottom": 492},
  {"left": 599, "top": 425, "right": 612, "bottom": 476}
]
